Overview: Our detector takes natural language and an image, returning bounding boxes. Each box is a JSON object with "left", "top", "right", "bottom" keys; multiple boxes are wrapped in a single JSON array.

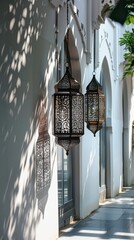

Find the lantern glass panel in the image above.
[
  {"left": 99, "top": 95, "right": 105, "bottom": 121},
  {"left": 88, "top": 93, "right": 99, "bottom": 121},
  {"left": 72, "top": 94, "right": 84, "bottom": 135},
  {"left": 54, "top": 94, "right": 70, "bottom": 135}
]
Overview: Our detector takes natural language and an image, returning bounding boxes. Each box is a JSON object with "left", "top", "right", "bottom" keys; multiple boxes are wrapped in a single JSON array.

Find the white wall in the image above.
[
  {"left": 123, "top": 76, "right": 134, "bottom": 186},
  {"left": 80, "top": 131, "right": 99, "bottom": 218},
  {"left": 0, "top": 1, "right": 59, "bottom": 239},
  {"left": 99, "top": 19, "right": 123, "bottom": 196}
]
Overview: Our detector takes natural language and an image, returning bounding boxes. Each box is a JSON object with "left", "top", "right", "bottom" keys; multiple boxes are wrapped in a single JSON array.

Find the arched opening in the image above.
[
  {"left": 99, "top": 57, "right": 112, "bottom": 201},
  {"left": 58, "top": 28, "right": 81, "bottom": 228}
]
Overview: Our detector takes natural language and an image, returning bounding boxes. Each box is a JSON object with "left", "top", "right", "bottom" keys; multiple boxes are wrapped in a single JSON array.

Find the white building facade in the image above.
[{"left": 0, "top": 0, "right": 134, "bottom": 240}]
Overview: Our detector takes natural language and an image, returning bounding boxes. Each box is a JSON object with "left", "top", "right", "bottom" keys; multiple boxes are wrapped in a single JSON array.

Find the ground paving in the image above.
[{"left": 59, "top": 185, "right": 134, "bottom": 240}]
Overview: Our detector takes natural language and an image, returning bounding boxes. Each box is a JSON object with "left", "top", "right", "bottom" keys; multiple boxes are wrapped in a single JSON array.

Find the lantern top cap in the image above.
[
  {"left": 86, "top": 74, "right": 103, "bottom": 92},
  {"left": 55, "top": 66, "right": 80, "bottom": 92}
]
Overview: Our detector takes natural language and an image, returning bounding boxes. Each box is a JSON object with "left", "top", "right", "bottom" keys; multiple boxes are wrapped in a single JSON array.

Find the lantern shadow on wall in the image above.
[{"left": 36, "top": 100, "right": 51, "bottom": 216}]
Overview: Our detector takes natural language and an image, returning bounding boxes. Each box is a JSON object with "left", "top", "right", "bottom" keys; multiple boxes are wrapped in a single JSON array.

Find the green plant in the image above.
[
  {"left": 119, "top": 29, "right": 134, "bottom": 53},
  {"left": 119, "top": 29, "right": 134, "bottom": 78},
  {"left": 122, "top": 52, "right": 134, "bottom": 78},
  {"left": 108, "top": 0, "right": 134, "bottom": 78}
]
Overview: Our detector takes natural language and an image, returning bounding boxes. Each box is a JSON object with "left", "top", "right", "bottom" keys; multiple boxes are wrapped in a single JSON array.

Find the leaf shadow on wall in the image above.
[{"left": 0, "top": 0, "right": 55, "bottom": 239}]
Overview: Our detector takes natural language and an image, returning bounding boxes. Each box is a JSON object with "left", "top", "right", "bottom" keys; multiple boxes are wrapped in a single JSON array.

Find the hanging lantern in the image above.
[
  {"left": 85, "top": 74, "right": 105, "bottom": 136},
  {"left": 52, "top": 65, "right": 84, "bottom": 155}
]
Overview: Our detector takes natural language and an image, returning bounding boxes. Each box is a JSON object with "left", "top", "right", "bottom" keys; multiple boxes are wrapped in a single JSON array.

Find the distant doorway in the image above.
[
  {"left": 99, "top": 69, "right": 107, "bottom": 202},
  {"left": 99, "top": 58, "right": 112, "bottom": 201}
]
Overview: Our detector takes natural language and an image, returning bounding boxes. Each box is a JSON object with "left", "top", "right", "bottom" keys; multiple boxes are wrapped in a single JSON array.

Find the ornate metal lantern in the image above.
[
  {"left": 53, "top": 65, "right": 84, "bottom": 155},
  {"left": 85, "top": 74, "right": 105, "bottom": 136}
]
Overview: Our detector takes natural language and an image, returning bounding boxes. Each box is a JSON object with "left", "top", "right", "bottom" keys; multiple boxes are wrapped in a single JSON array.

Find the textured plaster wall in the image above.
[{"left": 0, "top": 1, "right": 58, "bottom": 240}]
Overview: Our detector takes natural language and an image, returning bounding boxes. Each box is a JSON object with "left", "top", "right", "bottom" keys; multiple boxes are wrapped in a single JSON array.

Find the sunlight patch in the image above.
[
  {"left": 79, "top": 230, "right": 106, "bottom": 234},
  {"left": 10, "top": 18, "right": 15, "bottom": 30},
  {"left": 114, "top": 232, "right": 134, "bottom": 237}
]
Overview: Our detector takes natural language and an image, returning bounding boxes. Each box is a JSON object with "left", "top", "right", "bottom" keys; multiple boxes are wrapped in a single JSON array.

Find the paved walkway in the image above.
[{"left": 59, "top": 185, "right": 134, "bottom": 240}]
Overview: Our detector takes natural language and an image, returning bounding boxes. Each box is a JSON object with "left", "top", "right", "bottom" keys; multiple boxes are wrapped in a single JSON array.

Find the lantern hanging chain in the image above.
[
  {"left": 55, "top": 8, "right": 59, "bottom": 82},
  {"left": 93, "top": 29, "right": 96, "bottom": 76},
  {"left": 67, "top": 0, "right": 72, "bottom": 156},
  {"left": 55, "top": 9, "right": 59, "bottom": 60},
  {"left": 66, "top": 0, "right": 70, "bottom": 66},
  {"left": 67, "top": 0, "right": 69, "bottom": 32}
]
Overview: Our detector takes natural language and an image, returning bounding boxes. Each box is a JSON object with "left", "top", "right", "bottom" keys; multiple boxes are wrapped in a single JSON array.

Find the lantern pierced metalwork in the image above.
[
  {"left": 53, "top": 66, "right": 84, "bottom": 155},
  {"left": 85, "top": 74, "right": 105, "bottom": 136}
]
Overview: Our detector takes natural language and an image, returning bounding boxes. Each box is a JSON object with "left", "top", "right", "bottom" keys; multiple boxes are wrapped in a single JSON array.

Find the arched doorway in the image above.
[
  {"left": 99, "top": 57, "right": 112, "bottom": 201},
  {"left": 57, "top": 29, "right": 81, "bottom": 228}
]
